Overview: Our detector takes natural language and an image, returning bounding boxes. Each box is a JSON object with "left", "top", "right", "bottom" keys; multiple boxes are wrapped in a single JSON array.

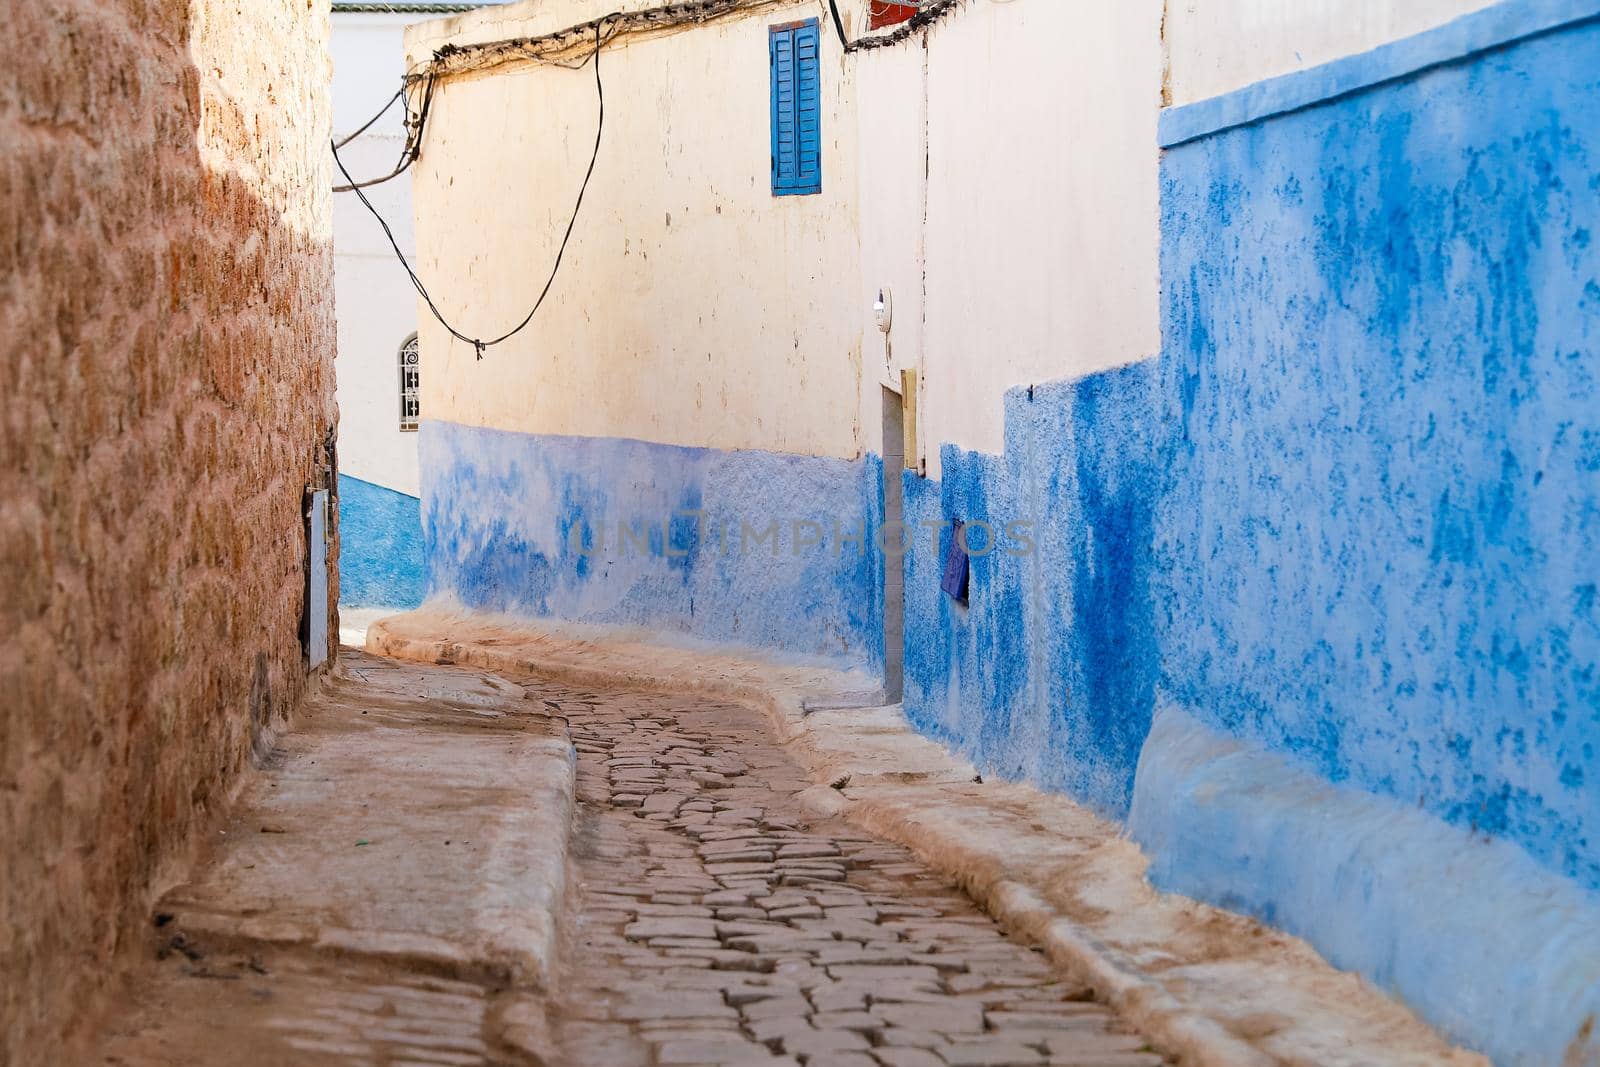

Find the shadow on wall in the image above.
[
  {"left": 338, "top": 473, "right": 426, "bottom": 609},
  {"left": 1, "top": 0, "right": 336, "bottom": 1061}
]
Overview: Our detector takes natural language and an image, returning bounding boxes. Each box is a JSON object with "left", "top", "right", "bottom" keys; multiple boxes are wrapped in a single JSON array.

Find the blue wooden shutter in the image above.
[
  {"left": 794, "top": 21, "right": 821, "bottom": 192},
  {"left": 770, "top": 26, "right": 798, "bottom": 191},
  {"left": 771, "top": 20, "right": 821, "bottom": 196}
]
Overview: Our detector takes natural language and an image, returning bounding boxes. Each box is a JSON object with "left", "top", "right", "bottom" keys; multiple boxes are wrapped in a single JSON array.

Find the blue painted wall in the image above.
[
  {"left": 1158, "top": 7, "right": 1600, "bottom": 894},
  {"left": 904, "top": 0, "right": 1600, "bottom": 892},
  {"left": 337, "top": 473, "right": 426, "bottom": 609},
  {"left": 421, "top": 419, "right": 884, "bottom": 672},
  {"left": 902, "top": 365, "right": 1167, "bottom": 818},
  {"left": 900, "top": 7, "right": 1600, "bottom": 1059}
]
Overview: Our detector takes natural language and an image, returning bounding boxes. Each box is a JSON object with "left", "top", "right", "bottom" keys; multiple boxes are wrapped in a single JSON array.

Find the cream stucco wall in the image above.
[
  {"left": 914, "top": 0, "right": 1163, "bottom": 476},
  {"left": 1162, "top": 0, "right": 1499, "bottom": 106},
  {"left": 402, "top": 0, "right": 1499, "bottom": 471},
  {"left": 406, "top": 0, "right": 1163, "bottom": 475},
  {"left": 852, "top": 37, "right": 926, "bottom": 458},
  {"left": 405, "top": 0, "right": 867, "bottom": 461}
]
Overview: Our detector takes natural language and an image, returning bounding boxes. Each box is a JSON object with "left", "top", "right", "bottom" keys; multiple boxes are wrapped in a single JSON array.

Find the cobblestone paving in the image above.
[{"left": 543, "top": 682, "right": 1170, "bottom": 1067}]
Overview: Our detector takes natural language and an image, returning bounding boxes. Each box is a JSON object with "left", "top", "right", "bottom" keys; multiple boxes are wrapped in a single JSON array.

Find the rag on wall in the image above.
[{"left": 941, "top": 518, "right": 969, "bottom": 604}]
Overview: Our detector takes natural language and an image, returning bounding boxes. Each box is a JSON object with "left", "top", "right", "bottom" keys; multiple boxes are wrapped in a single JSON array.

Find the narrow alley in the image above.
[
  {"left": 550, "top": 683, "right": 1166, "bottom": 1067},
  {"left": 90, "top": 653, "right": 1167, "bottom": 1067},
  {"left": 10, "top": 0, "right": 1600, "bottom": 1063}
]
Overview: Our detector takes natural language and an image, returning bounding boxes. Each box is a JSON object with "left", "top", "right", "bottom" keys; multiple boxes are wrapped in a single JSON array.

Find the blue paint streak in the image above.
[
  {"left": 420, "top": 420, "right": 884, "bottom": 673},
  {"left": 336, "top": 473, "right": 426, "bottom": 609}
]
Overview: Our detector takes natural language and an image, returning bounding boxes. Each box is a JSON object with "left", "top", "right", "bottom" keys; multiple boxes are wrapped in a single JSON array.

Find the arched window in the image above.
[{"left": 398, "top": 333, "right": 419, "bottom": 431}]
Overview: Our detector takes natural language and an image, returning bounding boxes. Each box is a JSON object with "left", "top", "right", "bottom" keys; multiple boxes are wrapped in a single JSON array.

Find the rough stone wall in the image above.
[{"left": 0, "top": 0, "right": 336, "bottom": 1060}]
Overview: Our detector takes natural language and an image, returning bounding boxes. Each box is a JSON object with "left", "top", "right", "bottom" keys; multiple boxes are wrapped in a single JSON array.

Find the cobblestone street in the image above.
[
  {"left": 542, "top": 679, "right": 1170, "bottom": 1067},
  {"left": 88, "top": 661, "right": 1171, "bottom": 1067}
]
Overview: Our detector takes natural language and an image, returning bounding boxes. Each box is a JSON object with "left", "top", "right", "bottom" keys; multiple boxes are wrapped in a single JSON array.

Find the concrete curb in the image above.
[
  {"left": 161, "top": 653, "right": 578, "bottom": 994},
  {"left": 88, "top": 651, "right": 580, "bottom": 1065},
  {"left": 364, "top": 612, "right": 1461, "bottom": 1067},
  {"left": 846, "top": 810, "right": 1277, "bottom": 1067}
]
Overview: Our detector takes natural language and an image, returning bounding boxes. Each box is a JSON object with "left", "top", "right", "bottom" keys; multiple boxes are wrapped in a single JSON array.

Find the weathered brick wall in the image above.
[{"left": 0, "top": 0, "right": 336, "bottom": 1060}]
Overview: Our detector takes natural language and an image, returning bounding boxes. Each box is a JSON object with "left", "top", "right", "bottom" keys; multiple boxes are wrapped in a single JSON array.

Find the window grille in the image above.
[{"left": 399, "top": 333, "right": 420, "bottom": 431}]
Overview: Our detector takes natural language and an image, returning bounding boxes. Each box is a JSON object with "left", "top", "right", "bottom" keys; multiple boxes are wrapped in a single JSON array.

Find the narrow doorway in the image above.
[
  {"left": 881, "top": 387, "right": 906, "bottom": 703},
  {"left": 303, "top": 487, "right": 329, "bottom": 670}
]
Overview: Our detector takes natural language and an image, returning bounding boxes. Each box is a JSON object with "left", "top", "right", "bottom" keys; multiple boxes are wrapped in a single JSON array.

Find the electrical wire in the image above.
[
  {"left": 332, "top": 72, "right": 435, "bottom": 193},
  {"left": 327, "top": 0, "right": 959, "bottom": 356},
  {"left": 331, "top": 0, "right": 949, "bottom": 193},
  {"left": 334, "top": 87, "right": 402, "bottom": 150},
  {"left": 332, "top": 153, "right": 414, "bottom": 193},
  {"left": 827, "top": 0, "right": 965, "bottom": 53},
  {"left": 329, "top": 20, "right": 609, "bottom": 360},
  {"left": 826, "top": 0, "right": 850, "bottom": 48},
  {"left": 413, "top": 0, "right": 759, "bottom": 82}
]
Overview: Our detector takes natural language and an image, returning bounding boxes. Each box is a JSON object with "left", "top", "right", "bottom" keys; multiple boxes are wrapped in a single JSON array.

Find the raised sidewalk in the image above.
[{"left": 89, "top": 650, "right": 573, "bottom": 1065}]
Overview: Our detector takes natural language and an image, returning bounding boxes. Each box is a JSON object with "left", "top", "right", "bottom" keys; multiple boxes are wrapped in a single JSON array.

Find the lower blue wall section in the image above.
[
  {"left": 420, "top": 419, "right": 884, "bottom": 673},
  {"left": 902, "top": 8, "right": 1600, "bottom": 1061},
  {"left": 1157, "top": 5, "right": 1600, "bottom": 898},
  {"left": 337, "top": 473, "right": 426, "bottom": 610},
  {"left": 1129, "top": 705, "right": 1600, "bottom": 1067},
  {"left": 903, "top": 365, "right": 1166, "bottom": 818}
]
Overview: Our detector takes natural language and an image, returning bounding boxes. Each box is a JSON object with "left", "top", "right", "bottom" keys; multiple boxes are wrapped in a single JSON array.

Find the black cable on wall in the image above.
[
  {"left": 330, "top": 20, "right": 610, "bottom": 360},
  {"left": 327, "top": 0, "right": 970, "bottom": 360}
]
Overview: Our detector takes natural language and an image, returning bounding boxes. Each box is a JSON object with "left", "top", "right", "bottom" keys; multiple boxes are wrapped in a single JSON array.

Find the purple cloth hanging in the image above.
[{"left": 941, "top": 518, "right": 969, "bottom": 604}]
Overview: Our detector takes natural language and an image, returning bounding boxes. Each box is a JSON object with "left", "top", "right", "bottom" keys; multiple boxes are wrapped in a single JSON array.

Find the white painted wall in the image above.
[
  {"left": 401, "top": 0, "right": 1496, "bottom": 478},
  {"left": 1162, "top": 0, "right": 1498, "bottom": 106},
  {"left": 333, "top": 10, "right": 436, "bottom": 496},
  {"left": 852, "top": 38, "right": 926, "bottom": 453},
  {"left": 853, "top": 0, "right": 1164, "bottom": 477},
  {"left": 405, "top": 0, "right": 867, "bottom": 461},
  {"left": 917, "top": 0, "right": 1162, "bottom": 476}
]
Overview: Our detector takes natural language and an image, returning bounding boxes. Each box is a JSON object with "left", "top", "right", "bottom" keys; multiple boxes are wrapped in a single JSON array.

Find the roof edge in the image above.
[{"left": 333, "top": 3, "right": 490, "bottom": 13}]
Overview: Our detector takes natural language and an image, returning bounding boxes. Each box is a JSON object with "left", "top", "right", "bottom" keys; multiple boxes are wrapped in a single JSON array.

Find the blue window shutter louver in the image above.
[{"left": 770, "top": 20, "right": 821, "bottom": 196}]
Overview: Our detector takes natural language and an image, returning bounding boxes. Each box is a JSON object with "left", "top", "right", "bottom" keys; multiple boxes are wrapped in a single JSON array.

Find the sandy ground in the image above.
[{"left": 338, "top": 606, "right": 403, "bottom": 649}]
